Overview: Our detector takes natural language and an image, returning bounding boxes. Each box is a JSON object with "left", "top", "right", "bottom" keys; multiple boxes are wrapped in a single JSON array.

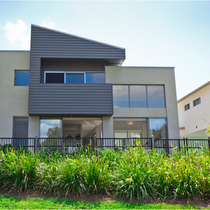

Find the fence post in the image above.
[
  {"left": 35, "top": 136, "right": 38, "bottom": 153},
  {"left": 93, "top": 136, "right": 96, "bottom": 149},
  {"left": 208, "top": 137, "right": 210, "bottom": 152},
  {"left": 186, "top": 137, "right": 188, "bottom": 149},
  {"left": 151, "top": 135, "right": 154, "bottom": 149}
]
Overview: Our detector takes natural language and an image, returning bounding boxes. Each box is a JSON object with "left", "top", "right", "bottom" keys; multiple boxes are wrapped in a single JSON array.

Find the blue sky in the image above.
[{"left": 0, "top": 1, "right": 209, "bottom": 100}]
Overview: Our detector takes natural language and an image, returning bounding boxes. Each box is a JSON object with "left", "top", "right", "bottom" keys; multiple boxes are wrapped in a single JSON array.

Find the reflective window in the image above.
[
  {"left": 113, "top": 86, "right": 129, "bottom": 108},
  {"left": 130, "top": 86, "right": 147, "bottom": 108},
  {"left": 149, "top": 118, "right": 167, "bottom": 139},
  {"left": 86, "top": 73, "right": 105, "bottom": 83},
  {"left": 147, "top": 86, "right": 165, "bottom": 108},
  {"left": 15, "top": 71, "right": 29, "bottom": 86},
  {"left": 40, "top": 119, "right": 61, "bottom": 138},
  {"left": 66, "top": 73, "right": 84, "bottom": 83}
]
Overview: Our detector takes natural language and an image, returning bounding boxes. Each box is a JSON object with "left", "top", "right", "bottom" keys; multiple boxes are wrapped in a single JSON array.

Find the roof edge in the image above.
[
  {"left": 0, "top": 50, "right": 30, "bottom": 52},
  {"left": 177, "top": 81, "right": 210, "bottom": 103},
  {"left": 31, "top": 24, "right": 125, "bottom": 51}
]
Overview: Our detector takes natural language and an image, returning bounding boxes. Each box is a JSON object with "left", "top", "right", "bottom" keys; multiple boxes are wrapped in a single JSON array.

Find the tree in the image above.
[
  {"left": 205, "top": 124, "right": 210, "bottom": 136},
  {"left": 46, "top": 127, "right": 60, "bottom": 138}
]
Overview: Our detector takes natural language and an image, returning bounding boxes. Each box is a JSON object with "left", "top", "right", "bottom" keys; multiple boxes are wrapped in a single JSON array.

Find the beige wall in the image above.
[
  {"left": 105, "top": 66, "right": 180, "bottom": 139},
  {"left": 0, "top": 51, "right": 30, "bottom": 137},
  {"left": 178, "top": 84, "right": 210, "bottom": 138}
]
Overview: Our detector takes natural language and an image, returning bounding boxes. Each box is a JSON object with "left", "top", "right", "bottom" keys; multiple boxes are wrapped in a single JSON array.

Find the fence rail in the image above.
[
  {"left": 0, "top": 137, "right": 210, "bottom": 154},
  {"left": 0, "top": 138, "right": 36, "bottom": 152}
]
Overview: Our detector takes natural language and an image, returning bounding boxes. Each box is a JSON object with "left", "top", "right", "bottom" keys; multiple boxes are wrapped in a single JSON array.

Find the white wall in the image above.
[
  {"left": 105, "top": 66, "right": 180, "bottom": 139},
  {"left": 0, "top": 51, "right": 30, "bottom": 137},
  {"left": 178, "top": 84, "right": 210, "bottom": 138}
]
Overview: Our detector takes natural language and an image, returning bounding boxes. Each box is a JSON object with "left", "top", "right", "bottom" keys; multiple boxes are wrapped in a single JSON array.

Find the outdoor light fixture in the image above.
[{"left": 126, "top": 121, "right": 134, "bottom": 125}]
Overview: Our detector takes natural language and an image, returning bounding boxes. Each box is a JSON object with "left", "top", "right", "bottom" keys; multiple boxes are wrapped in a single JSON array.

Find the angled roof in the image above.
[
  {"left": 30, "top": 25, "right": 125, "bottom": 65},
  {"left": 178, "top": 81, "right": 210, "bottom": 103}
]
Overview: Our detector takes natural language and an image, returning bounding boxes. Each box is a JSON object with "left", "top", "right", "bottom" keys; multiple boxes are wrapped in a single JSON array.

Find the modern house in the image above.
[
  {"left": 0, "top": 25, "right": 179, "bottom": 146},
  {"left": 178, "top": 81, "right": 210, "bottom": 139}
]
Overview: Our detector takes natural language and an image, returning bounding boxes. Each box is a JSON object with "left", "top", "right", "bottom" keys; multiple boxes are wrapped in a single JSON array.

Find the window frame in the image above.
[
  {"left": 193, "top": 98, "right": 201, "bottom": 107},
  {"left": 113, "top": 85, "right": 166, "bottom": 108},
  {"left": 14, "top": 70, "right": 29, "bottom": 86},
  {"left": 44, "top": 71, "right": 105, "bottom": 84},
  {"left": 184, "top": 103, "right": 190, "bottom": 111}
]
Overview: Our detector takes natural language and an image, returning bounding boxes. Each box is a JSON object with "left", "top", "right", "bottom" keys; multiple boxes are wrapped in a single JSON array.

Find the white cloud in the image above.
[
  {"left": 4, "top": 20, "right": 30, "bottom": 49},
  {"left": 41, "top": 18, "right": 55, "bottom": 29}
]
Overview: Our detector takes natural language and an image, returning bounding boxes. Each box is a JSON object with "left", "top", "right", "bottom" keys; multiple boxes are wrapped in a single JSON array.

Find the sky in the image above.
[{"left": 0, "top": 1, "right": 209, "bottom": 100}]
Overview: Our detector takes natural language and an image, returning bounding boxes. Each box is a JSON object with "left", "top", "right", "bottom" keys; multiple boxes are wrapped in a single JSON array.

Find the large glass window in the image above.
[
  {"left": 14, "top": 70, "right": 29, "bottom": 86},
  {"left": 130, "top": 86, "right": 147, "bottom": 108},
  {"left": 113, "top": 86, "right": 129, "bottom": 108},
  {"left": 147, "top": 86, "right": 165, "bottom": 108},
  {"left": 40, "top": 119, "right": 61, "bottom": 138},
  {"left": 149, "top": 118, "right": 167, "bottom": 139},
  {"left": 113, "top": 85, "right": 165, "bottom": 108},
  {"left": 86, "top": 73, "right": 105, "bottom": 83},
  {"left": 66, "top": 73, "right": 84, "bottom": 84}
]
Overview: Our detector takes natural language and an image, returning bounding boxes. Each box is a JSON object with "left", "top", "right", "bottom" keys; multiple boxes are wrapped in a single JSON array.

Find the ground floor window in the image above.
[
  {"left": 149, "top": 118, "right": 167, "bottom": 139},
  {"left": 40, "top": 119, "right": 62, "bottom": 138}
]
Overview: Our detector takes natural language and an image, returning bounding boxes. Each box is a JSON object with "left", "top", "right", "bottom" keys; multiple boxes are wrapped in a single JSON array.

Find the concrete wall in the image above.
[
  {"left": 105, "top": 66, "right": 180, "bottom": 139},
  {"left": 0, "top": 51, "right": 30, "bottom": 137},
  {"left": 178, "top": 84, "right": 210, "bottom": 138}
]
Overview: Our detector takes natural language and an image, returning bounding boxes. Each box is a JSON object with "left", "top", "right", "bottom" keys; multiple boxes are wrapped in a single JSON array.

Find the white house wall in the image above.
[
  {"left": 105, "top": 66, "right": 180, "bottom": 139},
  {"left": 178, "top": 84, "right": 210, "bottom": 138}
]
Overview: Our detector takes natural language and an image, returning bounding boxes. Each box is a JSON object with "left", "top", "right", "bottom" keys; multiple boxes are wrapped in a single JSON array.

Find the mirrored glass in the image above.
[
  {"left": 40, "top": 119, "right": 61, "bottom": 138},
  {"left": 86, "top": 73, "right": 105, "bottom": 83},
  {"left": 130, "top": 86, "right": 147, "bottom": 108},
  {"left": 66, "top": 73, "right": 84, "bottom": 83},
  {"left": 149, "top": 118, "right": 167, "bottom": 139},
  {"left": 15, "top": 71, "right": 29, "bottom": 86},
  {"left": 113, "top": 85, "right": 129, "bottom": 108},
  {"left": 147, "top": 86, "right": 165, "bottom": 108}
]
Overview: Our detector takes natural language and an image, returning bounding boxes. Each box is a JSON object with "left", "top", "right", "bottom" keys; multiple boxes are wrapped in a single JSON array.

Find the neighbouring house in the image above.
[
  {"left": 178, "top": 81, "right": 210, "bottom": 139},
  {"left": 0, "top": 25, "right": 179, "bottom": 147}
]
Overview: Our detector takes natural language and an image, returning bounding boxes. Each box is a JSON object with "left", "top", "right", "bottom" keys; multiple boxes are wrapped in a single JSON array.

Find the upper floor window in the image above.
[
  {"left": 44, "top": 71, "right": 104, "bottom": 84},
  {"left": 185, "top": 103, "right": 190, "bottom": 111},
  {"left": 113, "top": 85, "right": 165, "bottom": 108},
  {"left": 113, "top": 86, "right": 129, "bottom": 108},
  {"left": 193, "top": 98, "right": 201, "bottom": 107},
  {"left": 130, "top": 86, "right": 147, "bottom": 108},
  {"left": 14, "top": 70, "right": 29, "bottom": 86},
  {"left": 147, "top": 86, "right": 165, "bottom": 108}
]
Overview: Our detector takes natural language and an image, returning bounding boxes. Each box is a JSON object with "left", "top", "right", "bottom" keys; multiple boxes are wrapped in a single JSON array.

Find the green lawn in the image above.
[{"left": 0, "top": 195, "right": 207, "bottom": 209}]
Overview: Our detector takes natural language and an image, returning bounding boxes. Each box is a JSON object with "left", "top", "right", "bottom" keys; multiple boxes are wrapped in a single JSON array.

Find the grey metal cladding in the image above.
[
  {"left": 29, "top": 25, "right": 118, "bottom": 116},
  {"left": 29, "top": 84, "right": 113, "bottom": 115}
]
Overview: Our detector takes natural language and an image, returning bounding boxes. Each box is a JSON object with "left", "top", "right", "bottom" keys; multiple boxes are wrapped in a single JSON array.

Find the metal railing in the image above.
[
  {"left": 0, "top": 137, "right": 210, "bottom": 154},
  {"left": 95, "top": 137, "right": 152, "bottom": 150},
  {"left": 0, "top": 138, "right": 35, "bottom": 152},
  {"left": 155, "top": 138, "right": 210, "bottom": 153}
]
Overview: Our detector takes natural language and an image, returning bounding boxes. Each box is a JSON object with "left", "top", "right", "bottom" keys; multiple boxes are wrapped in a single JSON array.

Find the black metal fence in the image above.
[
  {"left": 0, "top": 138, "right": 36, "bottom": 152},
  {"left": 155, "top": 138, "right": 210, "bottom": 153},
  {"left": 0, "top": 137, "right": 210, "bottom": 154}
]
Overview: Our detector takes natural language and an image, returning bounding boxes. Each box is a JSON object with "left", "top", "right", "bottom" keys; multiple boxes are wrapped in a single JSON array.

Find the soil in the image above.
[{"left": 0, "top": 190, "right": 210, "bottom": 208}]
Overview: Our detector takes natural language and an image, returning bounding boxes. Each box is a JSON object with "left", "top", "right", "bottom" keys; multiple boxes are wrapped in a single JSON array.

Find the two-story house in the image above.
[
  {"left": 0, "top": 25, "right": 179, "bottom": 146},
  {"left": 178, "top": 81, "right": 210, "bottom": 139}
]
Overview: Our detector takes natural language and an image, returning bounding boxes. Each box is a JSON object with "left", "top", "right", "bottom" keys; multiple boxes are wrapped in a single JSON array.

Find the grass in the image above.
[
  {"left": 0, "top": 195, "right": 207, "bottom": 209},
  {"left": 0, "top": 146, "right": 210, "bottom": 200}
]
